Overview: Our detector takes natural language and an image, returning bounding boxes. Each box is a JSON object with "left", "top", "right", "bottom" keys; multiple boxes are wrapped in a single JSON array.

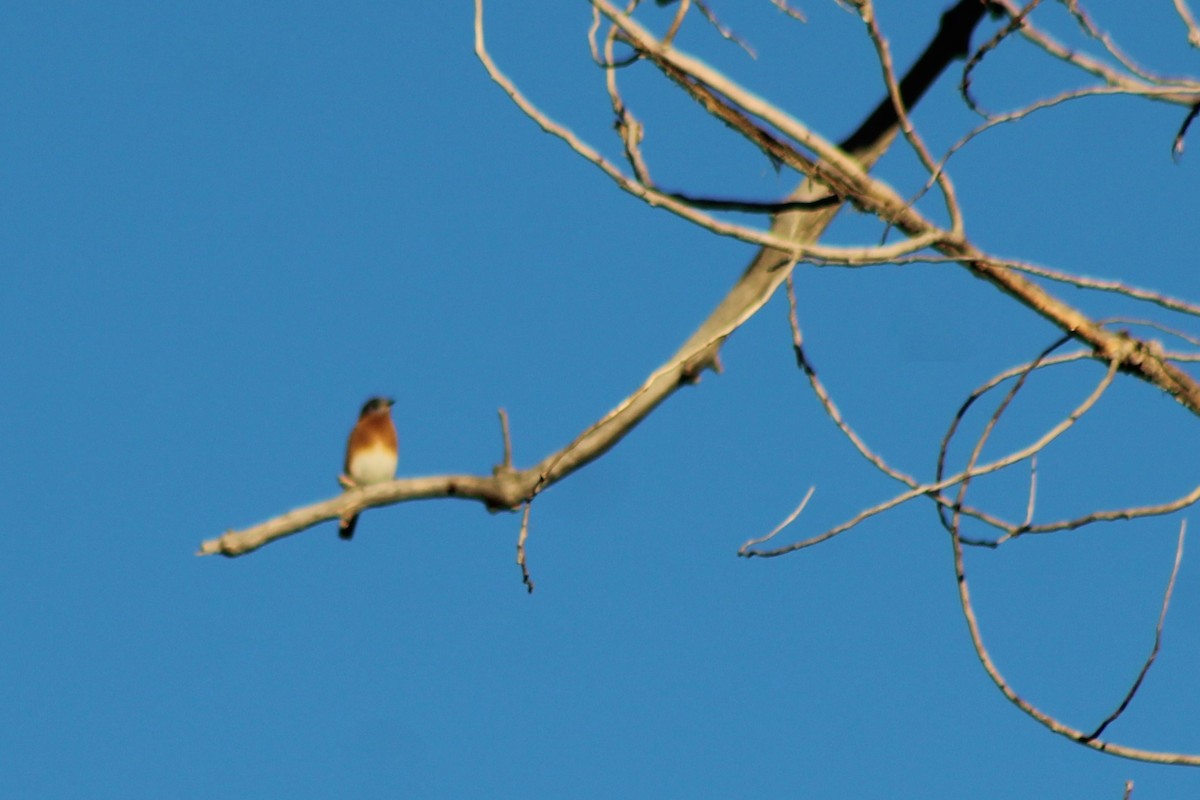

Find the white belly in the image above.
[{"left": 349, "top": 445, "right": 398, "bottom": 485}]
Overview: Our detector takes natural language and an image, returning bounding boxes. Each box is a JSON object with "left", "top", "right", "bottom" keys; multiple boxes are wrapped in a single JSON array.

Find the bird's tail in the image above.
[{"left": 339, "top": 514, "right": 359, "bottom": 541}]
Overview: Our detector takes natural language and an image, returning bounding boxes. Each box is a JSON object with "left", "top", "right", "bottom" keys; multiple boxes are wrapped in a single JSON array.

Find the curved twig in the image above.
[
  {"left": 936, "top": 335, "right": 1075, "bottom": 534},
  {"left": 741, "top": 486, "right": 816, "bottom": 550},
  {"left": 743, "top": 340, "right": 1118, "bottom": 558},
  {"left": 950, "top": 492, "right": 1200, "bottom": 764},
  {"left": 1087, "top": 522, "right": 1186, "bottom": 740}
]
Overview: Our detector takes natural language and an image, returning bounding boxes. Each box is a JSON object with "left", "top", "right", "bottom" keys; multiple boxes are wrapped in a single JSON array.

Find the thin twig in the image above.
[
  {"left": 962, "top": 0, "right": 1043, "bottom": 117},
  {"left": 1175, "top": 0, "right": 1200, "bottom": 47},
  {"left": 1086, "top": 521, "right": 1186, "bottom": 740},
  {"left": 516, "top": 502, "right": 534, "bottom": 594},
  {"left": 497, "top": 408, "right": 513, "bottom": 470},
  {"left": 1000, "top": 257, "right": 1200, "bottom": 318},
  {"left": 921, "top": 84, "right": 1137, "bottom": 213},
  {"left": 741, "top": 486, "right": 816, "bottom": 550},
  {"left": 769, "top": 0, "right": 807, "bottom": 23},
  {"left": 783, "top": 275, "right": 924, "bottom": 490},
  {"left": 662, "top": 0, "right": 690, "bottom": 46},
  {"left": 1011, "top": 484, "right": 1200, "bottom": 538},
  {"left": 1173, "top": 102, "right": 1200, "bottom": 161},
  {"left": 693, "top": 0, "right": 756, "bottom": 58},
  {"left": 857, "top": 0, "right": 963, "bottom": 236},
  {"left": 936, "top": 336, "right": 1077, "bottom": 534},
  {"left": 1022, "top": 454, "right": 1038, "bottom": 528},
  {"left": 1061, "top": 0, "right": 1158, "bottom": 83},
  {"left": 990, "top": 0, "right": 1200, "bottom": 102},
  {"left": 945, "top": 338, "right": 1078, "bottom": 538}
]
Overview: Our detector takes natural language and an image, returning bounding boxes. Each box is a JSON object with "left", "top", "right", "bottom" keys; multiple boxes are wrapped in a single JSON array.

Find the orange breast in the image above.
[{"left": 344, "top": 412, "right": 399, "bottom": 484}]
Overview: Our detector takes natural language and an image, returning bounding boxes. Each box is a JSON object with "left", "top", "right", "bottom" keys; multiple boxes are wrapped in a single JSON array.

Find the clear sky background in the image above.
[{"left": 2, "top": 2, "right": 1199, "bottom": 798}]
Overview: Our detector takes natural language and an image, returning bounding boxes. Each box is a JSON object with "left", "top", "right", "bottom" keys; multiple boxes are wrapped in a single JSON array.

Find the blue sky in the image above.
[{"left": 3, "top": 2, "right": 1200, "bottom": 797}]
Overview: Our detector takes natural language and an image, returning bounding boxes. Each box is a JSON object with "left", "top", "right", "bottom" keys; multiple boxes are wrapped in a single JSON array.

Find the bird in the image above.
[{"left": 338, "top": 396, "right": 398, "bottom": 540}]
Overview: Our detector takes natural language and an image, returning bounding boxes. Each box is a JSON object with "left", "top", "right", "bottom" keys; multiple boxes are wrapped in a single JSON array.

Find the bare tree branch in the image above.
[
  {"left": 200, "top": 0, "right": 1200, "bottom": 767},
  {"left": 200, "top": 0, "right": 990, "bottom": 558},
  {"left": 592, "top": 0, "right": 1200, "bottom": 417}
]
